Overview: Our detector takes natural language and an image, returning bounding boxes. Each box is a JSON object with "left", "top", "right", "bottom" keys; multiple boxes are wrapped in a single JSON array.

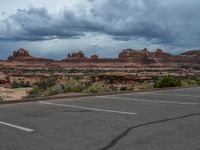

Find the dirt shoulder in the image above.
[{"left": 0, "top": 87, "right": 32, "bottom": 101}]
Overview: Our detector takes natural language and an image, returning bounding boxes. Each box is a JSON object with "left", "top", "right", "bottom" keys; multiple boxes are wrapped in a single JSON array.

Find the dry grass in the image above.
[{"left": 0, "top": 87, "right": 32, "bottom": 101}]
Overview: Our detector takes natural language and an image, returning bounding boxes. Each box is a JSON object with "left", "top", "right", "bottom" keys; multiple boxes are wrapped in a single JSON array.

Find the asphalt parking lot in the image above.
[{"left": 0, "top": 87, "right": 200, "bottom": 150}]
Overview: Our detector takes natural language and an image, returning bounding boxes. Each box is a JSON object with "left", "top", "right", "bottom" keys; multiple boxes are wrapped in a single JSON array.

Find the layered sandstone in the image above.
[
  {"left": 3, "top": 48, "right": 200, "bottom": 69},
  {"left": 8, "top": 48, "right": 32, "bottom": 61},
  {"left": 7, "top": 48, "right": 57, "bottom": 66}
]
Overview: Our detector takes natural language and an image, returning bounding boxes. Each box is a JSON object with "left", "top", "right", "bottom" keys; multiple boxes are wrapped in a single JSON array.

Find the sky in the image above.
[{"left": 0, "top": 0, "right": 200, "bottom": 59}]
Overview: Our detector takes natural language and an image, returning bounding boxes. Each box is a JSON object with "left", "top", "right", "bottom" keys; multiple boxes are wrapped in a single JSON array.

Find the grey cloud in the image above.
[
  {"left": 90, "top": 0, "right": 200, "bottom": 47},
  {"left": 0, "top": 0, "right": 200, "bottom": 48}
]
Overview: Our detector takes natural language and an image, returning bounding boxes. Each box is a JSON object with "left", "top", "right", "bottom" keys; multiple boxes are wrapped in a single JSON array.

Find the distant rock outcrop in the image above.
[
  {"left": 8, "top": 48, "right": 32, "bottom": 60},
  {"left": 118, "top": 48, "right": 172, "bottom": 63},
  {"left": 91, "top": 54, "right": 99, "bottom": 60},
  {"left": 179, "top": 50, "right": 200, "bottom": 64},
  {"left": 154, "top": 49, "right": 172, "bottom": 58},
  {"left": 180, "top": 50, "right": 200, "bottom": 56},
  {"left": 7, "top": 48, "right": 56, "bottom": 64},
  {"left": 68, "top": 51, "right": 86, "bottom": 59},
  {"left": 4, "top": 47, "right": 200, "bottom": 68}
]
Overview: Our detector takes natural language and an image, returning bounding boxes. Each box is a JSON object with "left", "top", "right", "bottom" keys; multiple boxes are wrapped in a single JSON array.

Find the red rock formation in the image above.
[
  {"left": 8, "top": 48, "right": 32, "bottom": 61},
  {"left": 179, "top": 50, "right": 200, "bottom": 64},
  {"left": 0, "top": 72, "right": 9, "bottom": 85},
  {"left": 181, "top": 50, "right": 200, "bottom": 56},
  {"left": 91, "top": 54, "right": 99, "bottom": 60},
  {"left": 68, "top": 51, "right": 86, "bottom": 59},
  {"left": 118, "top": 48, "right": 172, "bottom": 63},
  {"left": 4, "top": 47, "right": 200, "bottom": 69},
  {"left": 154, "top": 49, "right": 172, "bottom": 58}
]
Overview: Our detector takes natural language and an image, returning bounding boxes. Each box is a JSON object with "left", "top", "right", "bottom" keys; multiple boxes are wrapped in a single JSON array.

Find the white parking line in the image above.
[
  {"left": 98, "top": 96, "right": 199, "bottom": 105},
  {"left": 39, "top": 102, "right": 137, "bottom": 115},
  {"left": 151, "top": 93, "right": 200, "bottom": 98},
  {"left": 0, "top": 121, "right": 34, "bottom": 132}
]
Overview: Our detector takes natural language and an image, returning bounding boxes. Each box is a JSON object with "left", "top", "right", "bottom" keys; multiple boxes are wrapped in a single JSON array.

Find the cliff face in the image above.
[
  {"left": 8, "top": 48, "right": 32, "bottom": 61},
  {"left": 4, "top": 48, "right": 200, "bottom": 68},
  {"left": 180, "top": 50, "right": 200, "bottom": 56},
  {"left": 7, "top": 48, "right": 55, "bottom": 63},
  {"left": 180, "top": 50, "right": 200, "bottom": 62},
  {"left": 67, "top": 51, "right": 86, "bottom": 59},
  {"left": 118, "top": 48, "right": 173, "bottom": 63}
]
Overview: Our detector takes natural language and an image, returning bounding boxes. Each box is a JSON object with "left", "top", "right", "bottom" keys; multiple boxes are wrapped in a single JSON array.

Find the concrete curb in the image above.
[{"left": 0, "top": 86, "right": 199, "bottom": 105}]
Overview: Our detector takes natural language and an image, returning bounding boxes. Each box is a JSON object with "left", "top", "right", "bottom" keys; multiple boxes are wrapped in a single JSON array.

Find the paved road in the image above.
[{"left": 0, "top": 87, "right": 200, "bottom": 150}]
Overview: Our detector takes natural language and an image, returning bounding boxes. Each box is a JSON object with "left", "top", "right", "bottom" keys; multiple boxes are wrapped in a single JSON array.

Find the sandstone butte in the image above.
[{"left": 0, "top": 48, "right": 199, "bottom": 68}]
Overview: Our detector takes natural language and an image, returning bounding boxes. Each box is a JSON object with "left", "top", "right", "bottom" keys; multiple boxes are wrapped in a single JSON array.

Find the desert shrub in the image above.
[
  {"left": 64, "top": 79, "right": 85, "bottom": 93},
  {"left": 181, "top": 79, "right": 199, "bottom": 87},
  {"left": 106, "top": 78, "right": 114, "bottom": 84},
  {"left": 37, "top": 77, "right": 57, "bottom": 90},
  {"left": 196, "top": 79, "right": 200, "bottom": 85},
  {"left": 109, "top": 85, "right": 118, "bottom": 91},
  {"left": 12, "top": 81, "right": 20, "bottom": 88},
  {"left": 139, "top": 81, "right": 154, "bottom": 90},
  {"left": 44, "top": 85, "right": 64, "bottom": 96},
  {"left": 87, "top": 83, "right": 111, "bottom": 93},
  {"left": 119, "top": 86, "right": 128, "bottom": 91},
  {"left": 89, "top": 75, "right": 96, "bottom": 82},
  {"left": 154, "top": 76, "right": 181, "bottom": 88},
  {"left": 186, "top": 80, "right": 197, "bottom": 86},
  {"left": 25, "top": 81, "right": 31, "bottom": 87},
  {"left": 181, "top": 80, "right": 190, "bottom": 87},
  {"left": 12, "top": 80, "right": 31, "bottom": 88},
  {"left": 28, "top": 86, "right": 42, "bottom": 98},
  {"left": 0, "top": 96, "right": 3, "bottom": 101},
  {"left": 87, "top": 83, "right": 104, "bottom": 93}
]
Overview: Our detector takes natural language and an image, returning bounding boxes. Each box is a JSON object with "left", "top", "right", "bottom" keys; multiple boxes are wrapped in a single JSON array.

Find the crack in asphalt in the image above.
[{"left": 97, "top": 112, "right": 200, "bottom": 150}]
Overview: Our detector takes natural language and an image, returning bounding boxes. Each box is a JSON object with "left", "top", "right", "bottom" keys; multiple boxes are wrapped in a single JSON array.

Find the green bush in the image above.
[
  {"left": 186, "top": 80, "right": 197, "bottom": 86},
  {"left": 64, "top": 79, "right": 85, "bottom": 93},
  {"left": 139, "top": 81, "right": 154, "bottom": 90},
  {"left": 37, "top": 77, "right": 57, "bottom": 90},
  {"left": 181, "top": 81, "right": 190, "bottom": 87},
  {"left": 12, "top": 80, "right": 31, "bottom": 88},
  {"left": 87, "top": 83, "right": 103, "bottom": 93},
  {"left": 87, "top": 83, "right": 111, "bottom": 93},
  {"left": 119, "top": 86, "right": 128, "bottom": 91},
  {"left": 44, "top": 85, "right": 63, "bottom": 96},
  {"left": 28, "top": 86, "right": 42, "bottom": 98},
  {"left": 109, "top": 85, "right": 118, "bottom": 91},
  {"left": 181, "top": 79, "right": 199, "bottom": 87},
  {"left": 195, "top": 79, "right": 200, "bottom": 85},
  {"left": 154, "top": 76, "right": 181, "bottom": 88}
]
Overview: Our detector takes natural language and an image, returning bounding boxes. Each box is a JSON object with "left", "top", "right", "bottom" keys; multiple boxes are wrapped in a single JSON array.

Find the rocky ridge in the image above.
[{"left": 2, "top": 48, "right": 200, "bottom": 68}]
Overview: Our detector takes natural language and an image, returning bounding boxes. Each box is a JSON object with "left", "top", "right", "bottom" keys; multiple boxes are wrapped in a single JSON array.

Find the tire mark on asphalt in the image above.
[{"left": 98, "top": 112, "right": 200, "bottom": 150}]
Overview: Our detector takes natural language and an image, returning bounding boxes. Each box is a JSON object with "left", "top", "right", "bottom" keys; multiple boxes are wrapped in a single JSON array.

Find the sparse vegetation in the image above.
[
  {"left": 64, "top": 79, "right": 85, "bottom": 93},
  {"left": 26, "top": 75, "right": 200, "bottom": 98},
  {"left": 28, "top": 86, "right": 41, "bottom": 98},
  {"left": 87, "top": 83, "right": 111, "bottom": 93},
  {"left": 12, "top": 80, "right": 31, "bottom": 88},
  {"left": 154, "top": 76, "right": 181, "bottom": 88},
  {"left": 36, "top": 77, "right": 57, "bottom": 91},
  {"left": 196, "top": 79, "right": 200, "bottom": 85},
  {"left": 181, "top": 78, "right": 200, "bottom": 87},
  {"left": 139, "top": 81, "right": 154, "bottom": 90},
  {"left": 44, "top": 85, "right": 64, "bottom": 96}
]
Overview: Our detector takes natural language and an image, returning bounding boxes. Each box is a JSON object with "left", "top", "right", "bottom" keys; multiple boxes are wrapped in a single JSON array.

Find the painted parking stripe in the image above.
[
  {"left": 39, "top": 102, "right": 137, "bottom": 115},
  {"left": 98, "top": 96, "right": 199, "bottom": 105},
  {"left": 151, "top": 93, "right": 200, "bottom": 98},
  {"left": 0, "top": 121, "right": 34, "bottom": 132}
]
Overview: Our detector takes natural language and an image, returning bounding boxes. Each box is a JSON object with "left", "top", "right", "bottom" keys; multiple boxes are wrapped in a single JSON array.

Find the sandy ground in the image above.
[{"left": 0, "top": 87, "right": 32, "bottom": 101}]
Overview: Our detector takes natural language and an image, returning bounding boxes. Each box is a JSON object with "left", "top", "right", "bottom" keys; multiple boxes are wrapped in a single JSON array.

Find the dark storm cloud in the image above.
[
  {"left": 0, "top": 7, "right": 89, "bottom": 41},
  {"left": 90, "top": 0, "right": 200, "bottom": 47},
  {"left": 1, "top": 0, "right": 200, "bottom": 48}
]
